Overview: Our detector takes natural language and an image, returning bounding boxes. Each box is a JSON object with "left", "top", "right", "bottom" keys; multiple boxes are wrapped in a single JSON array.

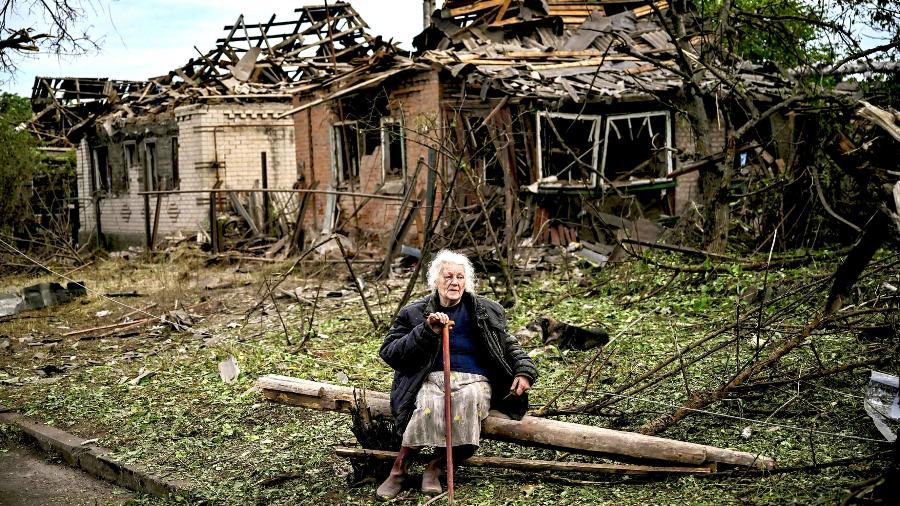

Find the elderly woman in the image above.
[{"left": 377, "top": 249, "right": 538, "bottom": 499}]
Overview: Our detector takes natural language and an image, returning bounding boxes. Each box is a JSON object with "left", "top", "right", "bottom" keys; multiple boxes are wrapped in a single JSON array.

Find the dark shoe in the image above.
[
  {"left": 421, "top": 465, "right": 442, "bottom": 495},
  {"left": 376, "top": 472, "right": 405, "bottom": 501}
]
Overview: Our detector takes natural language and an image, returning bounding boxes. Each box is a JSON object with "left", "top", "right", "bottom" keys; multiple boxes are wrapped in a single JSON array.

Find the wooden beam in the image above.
[
  {"left": 256, "top": 375, "right": 775, "bottom": 470},
  {"left": 333, "top": 447, "right": 716, "bottom": 475}
]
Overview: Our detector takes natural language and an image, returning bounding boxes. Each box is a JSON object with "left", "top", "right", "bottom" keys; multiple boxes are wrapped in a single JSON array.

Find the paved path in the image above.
[{"left": 0, "top": 444, "right": 133, "bottom": 506}]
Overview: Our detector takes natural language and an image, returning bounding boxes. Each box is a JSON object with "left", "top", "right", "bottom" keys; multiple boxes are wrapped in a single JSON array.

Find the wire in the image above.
[{"left": 549, "top": 385, "right": 891, "bottom": 444}]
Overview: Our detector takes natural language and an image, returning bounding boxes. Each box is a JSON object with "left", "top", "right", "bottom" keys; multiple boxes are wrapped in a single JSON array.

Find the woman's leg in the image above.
[
  {"left": 421, "top": 445, "right": 477, "bottom": 495},
  {"left": 376, "top": 446, "right": 419, "bottom": 500}
]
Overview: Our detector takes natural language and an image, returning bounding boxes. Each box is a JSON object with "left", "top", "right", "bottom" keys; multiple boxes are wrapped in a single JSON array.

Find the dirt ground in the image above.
[{"left": 0, "top": 442, "right": 133, "bottom": 506}]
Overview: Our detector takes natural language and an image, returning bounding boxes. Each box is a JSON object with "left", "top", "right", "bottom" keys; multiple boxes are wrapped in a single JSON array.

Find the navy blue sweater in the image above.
[{"left": 432, "top": 300, "right": 490, "bottom": 377}]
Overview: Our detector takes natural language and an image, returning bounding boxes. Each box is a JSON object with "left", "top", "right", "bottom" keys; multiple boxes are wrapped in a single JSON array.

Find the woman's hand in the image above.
[
  {"left": 426, "top": 312, "right": 450, "bottom": 335},
  {"left": 509, "top": 375, "right": 531, "bottom": 396}
]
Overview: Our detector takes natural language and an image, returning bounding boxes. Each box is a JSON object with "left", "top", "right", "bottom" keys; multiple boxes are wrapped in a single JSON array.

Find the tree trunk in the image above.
[{"left": 257, "top": 375, "right": 774, "bottom": 469}]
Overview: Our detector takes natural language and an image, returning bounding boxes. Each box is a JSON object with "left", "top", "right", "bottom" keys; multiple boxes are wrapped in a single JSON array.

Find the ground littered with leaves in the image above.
[{"left": 0, "top": 246, "right": 895, "bottom": 505}]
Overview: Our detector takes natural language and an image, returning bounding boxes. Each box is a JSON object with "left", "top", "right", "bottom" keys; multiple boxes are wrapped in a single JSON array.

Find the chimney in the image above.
[{"left": 423, "top": 0, "right": 436, "bottom": 30}]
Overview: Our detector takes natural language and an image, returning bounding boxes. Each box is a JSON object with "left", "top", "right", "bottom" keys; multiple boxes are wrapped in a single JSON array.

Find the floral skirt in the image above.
[{"left": 401, "top": 371, "right": 492, "bottom": 448}]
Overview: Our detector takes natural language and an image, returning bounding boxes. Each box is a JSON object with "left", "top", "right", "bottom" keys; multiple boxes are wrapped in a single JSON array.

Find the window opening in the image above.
[
  {"left": 170, "top": 137, "right": 180, "bottom": 189},
  {"left": 332, "top": 122, "right": 360, "bottom": 185},
  {"left": 144, "top": 142, "right": 157, "bottom": 191},
  {"left": 381, "top": 118, "right": 405, "bottom": 181},
  {"left": 465, "top": 116, "right": 503, "bottom": 186},
  {"left": 92, "top": 146, "right": 109, "bottom": 193},
  {"left": 536, "top": 112, "right": 600, "bottom": 187},
  {"left": 600, "top": 112, "right": 672, "bottom": 184},
  {"left": 124, "top": 143, "right": 136, "bottom": 169}
]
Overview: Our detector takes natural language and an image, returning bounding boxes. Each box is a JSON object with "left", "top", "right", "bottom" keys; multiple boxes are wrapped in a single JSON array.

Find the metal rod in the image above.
[
  {"left": 442, "top": 320, "right": 455, "bottom": 504},
  {"left": 136, "top": 188, "right": 408, "bottom": 201}
]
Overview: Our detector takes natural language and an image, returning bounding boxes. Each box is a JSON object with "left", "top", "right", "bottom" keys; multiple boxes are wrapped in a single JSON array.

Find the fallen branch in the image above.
[{"left": 63, "top": 318, "right": 152, "bottom": 337}]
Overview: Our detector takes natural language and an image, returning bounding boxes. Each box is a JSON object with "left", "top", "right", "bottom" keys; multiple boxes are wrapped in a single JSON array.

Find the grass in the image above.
[{"left": 0, "top": 245, "right": 896, "bottom": 505}]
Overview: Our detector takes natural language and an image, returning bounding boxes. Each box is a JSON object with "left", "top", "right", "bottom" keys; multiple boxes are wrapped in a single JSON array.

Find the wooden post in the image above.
[
  {"left": 261, "top": 152, "right": 269, "bottom": 234},
  {"left": 150, "top": 191, "right": 162, "bottom": 251},
  {"left": 421, "top": 148, "right": 437, "bottom": 283},
  {"left": 209, "top": 191, "right": 219, "bottom": 254},
  {"left": 143, "top": 193, "right": 151, "bottom": 249},
  {"left": 93, "top": 193, "right": 104, "bottom": 250}
]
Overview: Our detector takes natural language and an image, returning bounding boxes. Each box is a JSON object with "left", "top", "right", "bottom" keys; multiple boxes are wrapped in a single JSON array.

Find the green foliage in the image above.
[
  {"left": 0, "top": 93, "right": 36, "bottom": 233},
  {"left": 698, "top": 0, "right": 830, "bottom": 66}
]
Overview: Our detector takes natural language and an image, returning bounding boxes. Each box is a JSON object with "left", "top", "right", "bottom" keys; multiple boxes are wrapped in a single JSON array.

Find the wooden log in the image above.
[
  {"left": 333, "top": 447, "right": 716, "bottom": 475},
  {"left": 256, "top": 375, "right": 774, "bottom": 470}
]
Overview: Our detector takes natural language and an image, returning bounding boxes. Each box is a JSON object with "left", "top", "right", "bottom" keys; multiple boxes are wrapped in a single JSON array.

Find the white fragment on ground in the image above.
[
  {"left": 95, "top": 310, "right": 110, "bottom": 318},
  {"left": 741, "top": 426, "right": 753, "bottom": 439},
  {"left": 218, "top": 355, "right": 240, "bottom": 383},
  {"left": 128, "top": 367, "right": 155, "bottom": 386}
]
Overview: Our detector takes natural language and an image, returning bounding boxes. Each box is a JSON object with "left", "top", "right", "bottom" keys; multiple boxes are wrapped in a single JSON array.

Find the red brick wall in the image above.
[{"left": 292, "top": 70, "right": 443, "bottom": 249}]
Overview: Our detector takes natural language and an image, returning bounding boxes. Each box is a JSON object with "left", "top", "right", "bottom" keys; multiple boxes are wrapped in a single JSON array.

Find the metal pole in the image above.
[{"left": 442, "top": 320, "right": 455, "bottom": 504}]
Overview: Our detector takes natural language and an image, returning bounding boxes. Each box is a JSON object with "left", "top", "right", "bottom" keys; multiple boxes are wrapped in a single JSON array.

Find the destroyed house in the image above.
[
  {"left": 290, "top": 0, "right": 794, "bottom": 252},
  {"left": 42, "top": 3, "right": 388, "bottom": 248}
]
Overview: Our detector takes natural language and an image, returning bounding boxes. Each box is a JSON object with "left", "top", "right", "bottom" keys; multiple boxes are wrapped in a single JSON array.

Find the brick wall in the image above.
[
  {"left": 672, "top": 110, "right": 727, "bottom": 214},
  {"left": 78, "top": 102, "right": 297, "bottom": 246},
  {"left": 293, "top": 70, "right": 442, "bottom": 248}
]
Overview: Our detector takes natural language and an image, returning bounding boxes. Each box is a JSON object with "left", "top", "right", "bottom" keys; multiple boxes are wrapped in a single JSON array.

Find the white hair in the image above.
[{"left": 427, "top": 249, "right": 476, "bottom": 294}]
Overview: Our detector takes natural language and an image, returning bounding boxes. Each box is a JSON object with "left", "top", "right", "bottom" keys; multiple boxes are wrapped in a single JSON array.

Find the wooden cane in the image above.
[{"left": 442, "top": 320, "right": 455, "bottom": 504}]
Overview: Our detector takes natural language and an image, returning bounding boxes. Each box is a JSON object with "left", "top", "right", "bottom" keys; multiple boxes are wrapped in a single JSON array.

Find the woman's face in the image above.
[{"left": 437, "top": 262, "right": 466, "bottom": 307}]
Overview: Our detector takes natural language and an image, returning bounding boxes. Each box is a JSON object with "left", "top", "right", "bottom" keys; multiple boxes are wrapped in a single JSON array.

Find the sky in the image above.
[{"left": 2, "top": 0, "right": 434, "bottom": 97}]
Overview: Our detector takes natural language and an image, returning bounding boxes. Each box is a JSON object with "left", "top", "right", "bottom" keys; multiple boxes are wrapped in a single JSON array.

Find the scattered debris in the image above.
[
  {"left": 128, "top": 367, "right": 155, "bottom": 386},
  {"left": 539, "top": 316, "right": 609, "bottom": 350},
  {"left": 1, "top": 282, "right": 88, "bottom": 316},
  {"left": 218, "top": 356, "right": 240, "bottom": 384},
  {"left": 0, "top": 293, "right": 25, "bottom": 317},
  {"left": 865, "top": 371, "right": 899, "bottom": 442}
]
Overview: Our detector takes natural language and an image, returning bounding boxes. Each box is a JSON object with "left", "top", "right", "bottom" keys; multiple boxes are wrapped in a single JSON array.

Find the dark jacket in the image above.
[{"left": 380, "top": 291, "right": 538, "bottom": 435}]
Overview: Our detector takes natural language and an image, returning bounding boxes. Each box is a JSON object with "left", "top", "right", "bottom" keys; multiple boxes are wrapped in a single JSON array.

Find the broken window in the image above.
[
  {"left": 332, "top": 122, "right": 360, "bottom": 185},
  {"left": 361, "top": 126, "right": 380, "bottom": 156},
  {"left": 465, "top": 116, "right": 503, "bottom": 186},
  {"left": 124, "top": 142, "right": 136, "bottom": 169},
  {"left": 600, "top": 112, "right": 672, "bottom": 184},
  {"left": 170, "top": 137, "right": 180, "bottom": 189},
  {"left": 91, "top": 146, "right": 109, "bottom": 193},
  {"left": 381, "top": 118, "right": 405, "bottom": 181},
  {"left": 144, "top": 141, "right": 157, "bottom": 191},
  {"left": 536, "top": 112, "right": 600, "bottom": 187},
  {"left": 108, "top": 147, "right": 127, "bottom": 195}
]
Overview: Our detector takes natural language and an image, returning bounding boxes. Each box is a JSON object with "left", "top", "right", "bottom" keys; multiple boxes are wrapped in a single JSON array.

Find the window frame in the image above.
[
  {"left": 380, "top": 117, "right": 406, "bottom": 183},
  {"left": 535, "top": 111, "right": 601, "bottom": 188},
  {"left": 330, "top": 120, "right": 360, "bottom": 186},
  {"left": 599, "top": 111, "right": 673, "bottom": 185},
  {"left": 91, "top": 146, "right": 110, "bottom": 194},
  {"left": 144, "top": 140, "right": 158, "bottom": 192}
]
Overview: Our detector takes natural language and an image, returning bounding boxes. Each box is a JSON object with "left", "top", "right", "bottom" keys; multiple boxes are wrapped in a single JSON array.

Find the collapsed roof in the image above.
[
  {"left": 415, "top": 0, "right": 790, "bottom": 102},
  {"left": 29, "top": 1, "right": 794, "bottom": 147},
  {"left": 29, "top": 2, "right": 399, "bottom": 146}
]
